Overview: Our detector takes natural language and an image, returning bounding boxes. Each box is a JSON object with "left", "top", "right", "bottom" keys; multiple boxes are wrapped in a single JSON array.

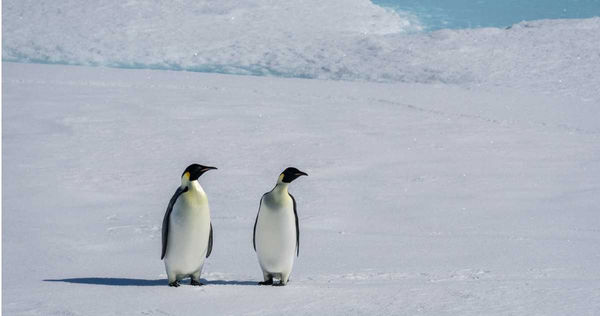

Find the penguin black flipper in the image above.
[
  {"left": 253, "top": 194, "right": 266, "bottom": 252},
  {"left": 289, "top": 193, "right": 300, "bottom": 257},
  {"left": 206, "top": 223, "right": 213, "bottom": 258},
  {"left": 161, "top": 186, "right": 188, "bottom": 259}
]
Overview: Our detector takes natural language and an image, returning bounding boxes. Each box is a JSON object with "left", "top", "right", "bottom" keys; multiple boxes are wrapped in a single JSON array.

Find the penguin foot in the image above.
[
  {"left": 258, "top": 280, "right": 273, "bottom": 286},
  {"left": 190, "top": 280, "right": 204, "bottom": 286},
  {"left": 168, "top": 281, "right": 180, "bottom": 287},
  {"left": 273, "top": 282, "right": 287, "bottom": 286}
]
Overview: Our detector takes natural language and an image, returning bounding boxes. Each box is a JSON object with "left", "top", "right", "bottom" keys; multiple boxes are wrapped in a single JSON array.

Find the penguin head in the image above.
[
  {"left": 181, "top": 164, "right": 217, "bottom": 185},
  {"left": 278, "top": 167, "right": 308, "bottom": 184}
]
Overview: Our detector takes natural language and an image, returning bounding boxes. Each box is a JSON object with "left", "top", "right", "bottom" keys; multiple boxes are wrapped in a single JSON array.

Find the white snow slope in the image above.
[
  {"left": 3, "top": 62, "right": 600, "bottom": 315},
  {"left": 4, "top": 1, "right": 600, "bottom": 103}
]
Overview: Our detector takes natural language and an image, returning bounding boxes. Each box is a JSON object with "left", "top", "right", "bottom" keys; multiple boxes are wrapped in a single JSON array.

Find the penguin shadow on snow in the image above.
[{"left": 43, "top": 277, "right": 257, "bottom": 286}]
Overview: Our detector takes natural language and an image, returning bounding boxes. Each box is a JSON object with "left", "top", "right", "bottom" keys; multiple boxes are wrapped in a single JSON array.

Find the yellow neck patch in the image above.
[
  {"left": 183, "top": 171, "right": 191, "bottom": 180},
  {"left": 278, "top": 173, "right": 285, "bottom": 182}
]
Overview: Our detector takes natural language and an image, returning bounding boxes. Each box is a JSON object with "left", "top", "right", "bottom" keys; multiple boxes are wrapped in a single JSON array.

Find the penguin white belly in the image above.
[
  {"left": 165, "top": 198, "right": 210, "bottom": 275},
  {"left": 256, "top": 201, "right": 296, "bottom": 273}
]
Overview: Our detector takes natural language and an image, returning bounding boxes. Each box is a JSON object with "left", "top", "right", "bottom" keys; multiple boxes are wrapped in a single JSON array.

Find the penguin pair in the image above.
[{"left": 161, "top": 164, "right": 307, "bottom": 287}]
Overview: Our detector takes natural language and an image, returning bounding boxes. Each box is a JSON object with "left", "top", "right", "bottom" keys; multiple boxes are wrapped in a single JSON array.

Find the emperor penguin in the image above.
[
  {"left": 161, "top": 164, "right": 216, "bottom": 287},
  {"left": 253, "top": 167, "right": 307, "bottom": 286}
]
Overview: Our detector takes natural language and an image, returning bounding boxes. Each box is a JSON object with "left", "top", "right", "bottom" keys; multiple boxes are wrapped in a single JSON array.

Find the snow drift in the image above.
[{"left": 3, "top": 1, "right": 600, "bottom": 102}]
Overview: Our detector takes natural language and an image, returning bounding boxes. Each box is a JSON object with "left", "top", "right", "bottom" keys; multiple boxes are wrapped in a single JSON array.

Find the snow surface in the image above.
[
  {"left": 3, "top": 62, "right": 600, "bottom": 315},
  {"left": 3, "top": 1, "right": 600, "bottom": 103}
]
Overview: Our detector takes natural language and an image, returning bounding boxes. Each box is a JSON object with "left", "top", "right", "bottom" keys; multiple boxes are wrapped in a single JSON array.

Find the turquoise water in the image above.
[{"left": 373, "top": 0, "right": 600, "bottom": 30}]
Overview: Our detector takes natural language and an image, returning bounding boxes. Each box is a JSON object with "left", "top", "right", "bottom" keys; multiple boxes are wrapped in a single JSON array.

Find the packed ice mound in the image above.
[
  {"left": 2, "top": 0, "right": 420, "bottom": 73},
  {"left": 3, "top": 1, "right": 600, "bottom": 101}
]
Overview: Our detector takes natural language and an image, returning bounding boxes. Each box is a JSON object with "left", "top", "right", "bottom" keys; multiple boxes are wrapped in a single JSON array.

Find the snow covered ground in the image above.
[
  {"left": 3, "top": 61, "right": 600, "bottom": 315},
  {"left": 4, "top": 1, "right": 600, "bottom": 103}
]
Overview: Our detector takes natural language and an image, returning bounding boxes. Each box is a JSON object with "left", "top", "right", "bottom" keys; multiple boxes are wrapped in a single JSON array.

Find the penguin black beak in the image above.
[
  {"left": 296, "top": 171, "right": 308, "bottom": 177},
  {"left": 203, "top": 166, "right": 218, "bottom": 172}
]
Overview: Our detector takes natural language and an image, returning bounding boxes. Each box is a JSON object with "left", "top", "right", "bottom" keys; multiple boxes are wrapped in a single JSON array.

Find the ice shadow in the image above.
[{"left": 44, "top": 277, "right": 257, "bottom": 286}]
